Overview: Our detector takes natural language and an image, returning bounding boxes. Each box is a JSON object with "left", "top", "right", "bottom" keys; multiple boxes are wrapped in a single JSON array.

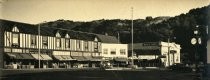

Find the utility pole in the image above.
[
  {"left": 117, "top": 32, "right": 120, "bottom": 43},
  {"left": 38, "top": 23, "right": 41, "bottom": 69},
  {"left": 167, "top": 37, "right": 170, "bottom": 67},
  {"left": 0, "top": 24, "right": 4, "bottom": 78},
  {"left": 131, "top": 7, "right": 134, "bottom": 65}
]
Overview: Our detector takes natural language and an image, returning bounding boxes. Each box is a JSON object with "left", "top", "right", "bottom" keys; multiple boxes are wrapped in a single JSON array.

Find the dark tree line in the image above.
[{"left": 41, "top": 5, "right": 210, "bottom": 64}]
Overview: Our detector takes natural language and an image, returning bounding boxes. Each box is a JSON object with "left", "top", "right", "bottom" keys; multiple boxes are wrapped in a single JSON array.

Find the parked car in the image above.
[{"left": 168, "top": 63, "right": 192, "bottom": 72}]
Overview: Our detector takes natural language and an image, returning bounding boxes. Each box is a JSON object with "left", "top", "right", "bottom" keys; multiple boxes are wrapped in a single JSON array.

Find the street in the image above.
[{"left": 1, "top": 68, "right": 198, "bottom": 80}]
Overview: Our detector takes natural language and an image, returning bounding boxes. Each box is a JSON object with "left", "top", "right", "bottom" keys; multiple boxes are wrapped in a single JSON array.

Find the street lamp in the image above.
[
  {"left": 167, "top": 37, "right": 170, "bottom": 67},
  {"left": 191, "top": 25, "right": 201, "bottom": 72}
]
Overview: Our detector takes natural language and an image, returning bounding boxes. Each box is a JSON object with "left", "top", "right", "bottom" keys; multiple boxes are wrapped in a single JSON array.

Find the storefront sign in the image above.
[{"left": 143, "top": 42, "right": 159, "bottom": 46}]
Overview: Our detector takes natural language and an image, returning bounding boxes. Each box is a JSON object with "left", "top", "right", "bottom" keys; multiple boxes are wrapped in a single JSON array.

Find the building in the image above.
[
  {"left": 97, "top": 34, "right": 128, "bottom": 67},
  {"left": 128, "top": 42, "right": 181, "bottom": 67},
  {"left": 207, "top": 30, "right": 210, "bottom": 77},
  {"left": 0, "top": 19, "right": 127, "bottom": 69}
]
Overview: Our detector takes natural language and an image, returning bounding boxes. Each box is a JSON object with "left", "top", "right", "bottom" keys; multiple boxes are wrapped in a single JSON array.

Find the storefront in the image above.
[{"left": 128, "top": 42, "right": 181, "bottom": 67}]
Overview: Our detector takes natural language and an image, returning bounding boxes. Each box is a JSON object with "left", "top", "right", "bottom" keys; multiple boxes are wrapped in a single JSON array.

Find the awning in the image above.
[
  {"left": 19, "top": 53, "right": 34, "bottom": 59},
  {"left": 53, "top": 55, "right": 74, "bottom": 61},
  {"left": 41, "top": 54, "right": 52, "bottom": 60},
  {"left": 54, "top": 55, "right": 63, "bottom": 60},
  {"left": 31, "top": 54, "right": 44, "bottom": 60},
  {"left": 91, "top": 56, "right": 103, "bottom": 61},
  {"left": 114, "top": 57, "right": 128, "bottom": 62},
  {"left": 83, "top": 56, "right": 93, "bottom": 61},
  {"left": 5, "top": 53, "right": 35, "bottom": 60},
  {"left": 137, "top": 55, "right": 157, "bottom": 60},
  {"left": 6, "top": 53, "right": 23, "bottom": 59},
  {"left": 61, "top": 55, "right": 73, "bottom": 60},
  {"left": 71, "top": 56, "right": 86, "bottom": 61}
]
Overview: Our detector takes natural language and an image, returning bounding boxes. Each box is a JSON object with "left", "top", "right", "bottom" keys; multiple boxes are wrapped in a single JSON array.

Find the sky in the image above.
[{"left": 0, "top": 0, "right": 210, "bottom": 24}]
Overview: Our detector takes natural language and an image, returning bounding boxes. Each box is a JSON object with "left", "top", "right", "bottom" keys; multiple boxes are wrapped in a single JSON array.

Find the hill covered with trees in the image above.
[{"left": 40, "top": 5, "right": 210, "bottom": 64}]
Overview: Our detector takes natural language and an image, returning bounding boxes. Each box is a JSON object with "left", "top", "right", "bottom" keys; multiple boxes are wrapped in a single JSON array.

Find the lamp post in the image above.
[
  {"left": 206, "top": 25, "right": 210, "bottom": 79},
  {"left": 191, "top": 25, "right": 201, "bottom": 72}
]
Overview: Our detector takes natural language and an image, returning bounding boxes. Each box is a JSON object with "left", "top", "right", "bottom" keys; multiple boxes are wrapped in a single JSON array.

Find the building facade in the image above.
[
  {"left": 160, "top": 42, "right": 181, "bottom": 67},
  {"left": 101, "top": 43, "right": 128, "bottom": 58},
  {"left": 95, "top": 34, "right": 128, "bottom": 67},
  {"left": 128, "top": 42, "right": 181, "bottom": 67},
  {"left": 0, "top": 19, "right": 128, "bottom": 69},
  {"left": 207, "top": 32, "right": 210, "bottom": 77}
]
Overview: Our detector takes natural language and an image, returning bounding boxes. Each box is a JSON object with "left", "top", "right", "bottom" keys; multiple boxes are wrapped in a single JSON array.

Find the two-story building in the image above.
[
  {"left": 97, "top": 34, "right": 128, "bottom": 67},
  {"left": 0, "top": 19, "right": 106, "bottom": 69}
]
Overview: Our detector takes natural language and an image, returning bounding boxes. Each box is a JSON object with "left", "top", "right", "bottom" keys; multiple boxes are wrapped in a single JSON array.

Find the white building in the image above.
[
  {"left": 101, "top": 43, "right": 128, "bottom": 59},
  {"left": 96, "top": 34, "right": 128, "bottom": 66},
  {"left": 128, "top": 42, "right": 181, "bottom": 67},
  {"left": 160, "top": 42, "right": 181, "bottom": 67}
]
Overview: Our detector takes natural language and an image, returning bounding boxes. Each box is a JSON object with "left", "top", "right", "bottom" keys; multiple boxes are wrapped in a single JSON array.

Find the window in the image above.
[
  {"left": 110, "top": 49, "right": 116, "bottom": 55},
  {"left": 42, "top": 37, "right": 48, "bottom": 47},
  {"left": 56, "top": 38, "right": 61, "bottom": 47},
  {"left": 11, "top": 26, "right": 20, "bottom": 47},
  {"left": 84, "top": 41, "right": 88, "bottom": 51},
  {"left": 120, "top": 49, "right": 126, "bottom": 55},
  {"left": 65, "top": 39, "right": 70, "bottom": 48},
  {"left": 94, "top": 42, "right": 98, "bottom": 51},
  {"left": 55, "top": 32, "right": 61, "bottom": 48},
  {"left": 103, "top": 49, "right": 108, "bottom": 54},
  {"left": 12, "top": 33, "right": 19, "bottom": 46},
  {"left": 31, "top": 35, "right": 36, "bottom": 46},
  {"left": 76, "top": 40, "right": 81, "bottom": 49}
]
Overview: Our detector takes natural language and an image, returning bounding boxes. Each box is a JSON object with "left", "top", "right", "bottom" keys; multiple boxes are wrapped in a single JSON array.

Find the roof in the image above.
[
  {"left": 0, "top": 19, "right": 117, "bottom": 42},
  {"left": 95, "top": 34, "right": 119, "bottom": 43}
]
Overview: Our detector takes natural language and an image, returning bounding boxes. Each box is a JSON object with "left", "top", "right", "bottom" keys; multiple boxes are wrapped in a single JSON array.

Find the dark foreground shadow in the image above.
[{"left": 1, "top": 69, "right": 196, "bottom": 80}]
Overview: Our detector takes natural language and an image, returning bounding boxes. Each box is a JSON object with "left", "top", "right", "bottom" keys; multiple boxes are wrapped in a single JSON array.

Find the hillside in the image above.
[
  {"left": 41, "top": 17, "right": 171, "bottom": 43},
  {"left": 40, "top": 5, "right": 210, "bottom": 64}
]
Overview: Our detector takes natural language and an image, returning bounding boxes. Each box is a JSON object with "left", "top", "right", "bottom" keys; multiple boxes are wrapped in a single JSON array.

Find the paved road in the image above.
[{"left": 1, "top": 68, "right": 199, "bottom": 80}]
